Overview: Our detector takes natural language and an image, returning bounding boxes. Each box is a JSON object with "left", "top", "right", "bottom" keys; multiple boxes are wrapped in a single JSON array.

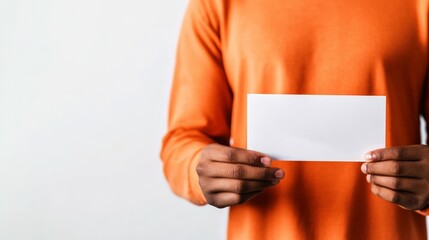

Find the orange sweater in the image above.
[{"left": 161, "top": 0, "right": 429, "bottom": 239}]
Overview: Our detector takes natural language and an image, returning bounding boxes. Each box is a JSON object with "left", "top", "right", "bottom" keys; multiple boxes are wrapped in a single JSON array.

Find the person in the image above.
[{"left": 160, "top": 0, "right": 429, "bottom": 239}]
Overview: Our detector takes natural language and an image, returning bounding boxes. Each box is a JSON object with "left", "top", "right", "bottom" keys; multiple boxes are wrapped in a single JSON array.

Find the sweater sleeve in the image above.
[
  {"left": 416, "top": 76, "right": 429, "bottom": 216},
  {"left": 425, "top": 79, "right": 429, "bottom": 146},
  {"left": 160, "top": 0, "right": 232, "bottom": 205}
]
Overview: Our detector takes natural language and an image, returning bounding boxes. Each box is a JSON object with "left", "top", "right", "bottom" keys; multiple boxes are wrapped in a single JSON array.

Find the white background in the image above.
[
  {"left": 0, "top": 1, "right": 427, "bottom": 239},
  {"left": 0, "top": 1, "right": 226, "bottom": 239}
]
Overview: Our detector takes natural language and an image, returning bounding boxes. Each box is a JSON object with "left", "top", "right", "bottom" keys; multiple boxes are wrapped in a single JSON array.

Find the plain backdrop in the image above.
[
  {"left": 0, "top": 1, "right": 226, "bottom": 239},
  {"left": 0, "top": 1, "right": 427, "bottom": 240}
]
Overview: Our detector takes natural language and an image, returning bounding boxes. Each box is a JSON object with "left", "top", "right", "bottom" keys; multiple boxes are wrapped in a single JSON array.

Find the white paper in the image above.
[{"left": 247, "top": 94, "right": 386, "bottom": 162}]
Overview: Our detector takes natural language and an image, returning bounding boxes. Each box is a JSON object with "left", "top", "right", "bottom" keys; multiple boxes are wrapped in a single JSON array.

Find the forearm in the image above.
[
  {"left": 160, "top": 0, "right": 232, "bottom": 205},
  {"left": 161, "top": 129, "right": 214, "bottom": 205}
]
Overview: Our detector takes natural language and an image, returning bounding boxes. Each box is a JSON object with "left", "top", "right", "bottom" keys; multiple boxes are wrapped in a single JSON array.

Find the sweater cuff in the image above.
[{"left": 188, "top": 141, "right": 211, "bottom": 205}]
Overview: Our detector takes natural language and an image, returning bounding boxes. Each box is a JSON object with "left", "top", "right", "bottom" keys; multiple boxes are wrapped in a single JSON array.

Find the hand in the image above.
[
  {"left": 361, "top": 145, "right": 429, "bottom": 210},
  {"left": 197, "top": 143, "right": 284, "bottom": 208}
]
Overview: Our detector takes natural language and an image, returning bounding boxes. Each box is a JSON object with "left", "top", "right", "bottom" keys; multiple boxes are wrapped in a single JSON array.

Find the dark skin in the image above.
[
  {"left": 197, "top": 143, "right": 284, "bottom": 208},
  {"left": 361, "top": 145, "right": 429, "bottom": 210},
  {"left": 198, "top": 143, "right": 429, "bottom": 210}
]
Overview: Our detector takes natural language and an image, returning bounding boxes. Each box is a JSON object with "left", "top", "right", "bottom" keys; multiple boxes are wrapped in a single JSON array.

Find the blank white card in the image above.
[{"left": 247, "top": 94, "right": 386, "bottom": 162}]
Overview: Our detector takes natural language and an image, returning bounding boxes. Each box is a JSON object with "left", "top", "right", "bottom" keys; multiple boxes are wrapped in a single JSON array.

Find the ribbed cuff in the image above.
[{"left": 188, "top": 141, "right": 212, "bottom": 205}]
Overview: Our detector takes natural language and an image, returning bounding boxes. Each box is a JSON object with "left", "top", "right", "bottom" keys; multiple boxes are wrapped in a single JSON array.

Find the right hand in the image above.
[{"left": 197, "top": 143, "right": 285, "bottom": 208}]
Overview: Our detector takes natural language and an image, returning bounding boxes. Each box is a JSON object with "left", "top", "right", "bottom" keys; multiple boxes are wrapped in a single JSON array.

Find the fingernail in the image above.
[
  {"left": 261, "top": 157, "right": 271, "bottom": 167},
  {"left": 366, "top": 174, "right": 371, "bottom": 183},
  {"left": 361, "top": 163, "right": 367, "bottom": 174},
  {"left": 365, "top": 153, "right": 373, "bottom": 161},
  {"left": 275, "top": 170, "right": 284, "bottom": 179}
]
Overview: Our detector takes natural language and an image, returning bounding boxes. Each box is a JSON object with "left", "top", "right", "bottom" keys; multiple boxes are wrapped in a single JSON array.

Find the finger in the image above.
[
  {"left": 203, "top": 144, "right": 270, "bottom": 166},
  {"left": 361, "top": 160, "right": 423, "bottom": 178},
  {"left": 201, "top": 162, "right": 284, "bottom": 180},
  {"left": 366, "top": 175, "right": 426, "bottom": 194},
  {"left": 205, "top": 178, "right": 279, "bottom": 194},
  {"left": 365, "top": 145, "right": 423, "bottom": 162},
  {"left": 370, "top": 184, "right": 424, "bottom": 210},
  {"left": 208, "top": 191, "right": 263, "bottom": 208}
]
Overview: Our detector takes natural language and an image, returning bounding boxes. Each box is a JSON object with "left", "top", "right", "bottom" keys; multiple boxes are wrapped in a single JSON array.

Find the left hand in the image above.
[{"left": 361, "top": 145, "right": 429, "bottom": 210}]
